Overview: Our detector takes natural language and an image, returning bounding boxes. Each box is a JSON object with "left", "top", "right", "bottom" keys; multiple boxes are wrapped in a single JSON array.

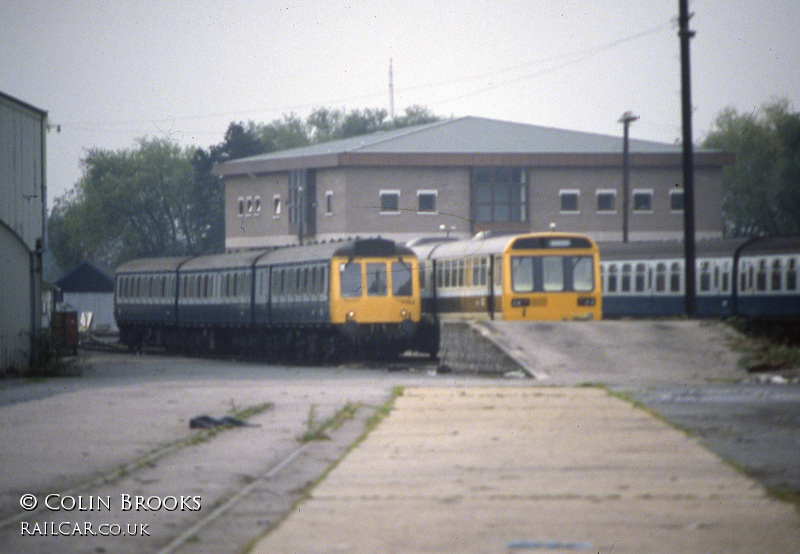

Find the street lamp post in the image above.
[{"left": 619, "top": 111, "right": 639, "bottom": 243}]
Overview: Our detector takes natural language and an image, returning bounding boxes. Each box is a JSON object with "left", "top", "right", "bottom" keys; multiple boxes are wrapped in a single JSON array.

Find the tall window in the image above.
[{"left": 472, "top": 167, "right": 527, "bottom": 224}]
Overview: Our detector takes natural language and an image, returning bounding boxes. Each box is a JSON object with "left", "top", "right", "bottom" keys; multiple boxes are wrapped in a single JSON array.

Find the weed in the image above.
[{"left": 299, "top": 403, "right": 359, "bottom": 443}]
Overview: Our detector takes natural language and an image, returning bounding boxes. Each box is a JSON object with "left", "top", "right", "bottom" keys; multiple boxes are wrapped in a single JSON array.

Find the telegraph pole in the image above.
[
  {"left": 679, "top": 0, "right": 697, "bottom": 317},
  {"left": 619, "top": 111, "right": 639, "bottom": 243}
]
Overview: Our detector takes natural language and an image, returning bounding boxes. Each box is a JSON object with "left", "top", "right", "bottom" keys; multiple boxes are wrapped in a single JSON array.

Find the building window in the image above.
[
  {"left": 670, "top": 189, "right": 684, "bottom": 212},
  {"left": 472, "top": 167, "right": 528, "bottom": 224},
  {"left": 238, "top": 197, "right": 244, "bottom": 217},
  {"left": 380, "top": 190, "right": 400, "bottom": 214},
  {"left": 596, "top": 190, "right": 616, "bottom": 212},
  {"left": 273, "top": 195, "right": 281, "bottom": 218},
  {"left": 633, "top": 190, "right": 653, "bottom": 212},
  {"left": 559, "top": 190, "right": 579, "bottom": 213},
  {"left": 326, "top": 191, "right": 333, "bottom": 215},
  {"left": 253, "top": 195, "right": 261, "bottom": 216},
  {"left": 417, "top": 190, "right": 437, "bottom": 214}
]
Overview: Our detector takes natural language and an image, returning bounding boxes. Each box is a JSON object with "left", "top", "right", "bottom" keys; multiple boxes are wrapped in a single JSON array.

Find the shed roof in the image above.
[
  {"left": 215, "top": 116, "right": 732, "bottom": 177},
  {"left": 56, "top": 260, "right": 115, "bottom": 293}
]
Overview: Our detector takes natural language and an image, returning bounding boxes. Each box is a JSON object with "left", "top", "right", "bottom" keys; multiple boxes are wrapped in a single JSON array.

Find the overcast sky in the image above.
[{"left": 3, "top": 0, "right": 798, "bottom": 207}]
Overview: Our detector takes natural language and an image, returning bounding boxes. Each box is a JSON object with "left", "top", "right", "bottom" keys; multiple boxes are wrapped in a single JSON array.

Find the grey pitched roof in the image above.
[{"left": 215, "top": 116, "right": 727, "bottom": 177}]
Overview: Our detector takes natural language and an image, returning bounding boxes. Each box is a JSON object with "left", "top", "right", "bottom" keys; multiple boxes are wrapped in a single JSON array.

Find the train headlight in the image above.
[
  {"left": 346, "top": 310, "right": 356, "bottom": 321},
  {"left": 400, "top": 308, "right": 410, "bottom": 319}
]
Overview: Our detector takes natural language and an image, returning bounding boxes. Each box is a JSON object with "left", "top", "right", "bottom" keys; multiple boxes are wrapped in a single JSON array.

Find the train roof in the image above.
[
  {"left": 598, "top": 235, "right": 800, "bottom": 261},
  {"left": 257, "top": 237, "right": 416, "bottom": 267},
  {"left": 180, "top": 249, "right": 270, "bottom": 271},
  {"left": 411, "top": 232, "right": 597, "bottom": 260},
  {"left": 113, "top": 238, "right": 415, "bottom": 276},
  {"left": 115, "top": 256, "right": 192, "bottom": 275}
]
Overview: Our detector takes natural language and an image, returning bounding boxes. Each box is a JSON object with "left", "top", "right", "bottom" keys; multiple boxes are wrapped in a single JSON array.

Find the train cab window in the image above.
[
  {"left": 392, "top": 261, "right": 413, "bottom": 296},
  {"left": 572, "top": 257, "right": 594, "bottom": 292},
  {"left": 367, "top": 263, "right": 388, "bottom": 296},
  {"left": 511, "top": 257, "right": 534, "bottom": 293},
  {"left": 340, "top": 262, "right": 362, "bottom": 297},
  {"left": 542, "top": 257, "right": 564, "bottom": 292}
]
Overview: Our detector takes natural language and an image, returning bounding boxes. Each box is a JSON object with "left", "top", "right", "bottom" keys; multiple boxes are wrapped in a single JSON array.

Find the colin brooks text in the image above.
[{"left": 25, "top": 494, "right": 202, "bottom": 512}]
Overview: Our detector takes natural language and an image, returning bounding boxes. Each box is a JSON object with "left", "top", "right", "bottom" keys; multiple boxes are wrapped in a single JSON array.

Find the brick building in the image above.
[{"left": 214, "top": 116, "right": 732, "bottom": 250}]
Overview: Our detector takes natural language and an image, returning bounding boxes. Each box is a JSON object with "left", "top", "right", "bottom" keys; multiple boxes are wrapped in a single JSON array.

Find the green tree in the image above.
[
  {"left": 48, "top": 138, "right": 208, "bottom": 270},
  {"left": 702, "top": 99, "right": 800, "bottom": 236}
]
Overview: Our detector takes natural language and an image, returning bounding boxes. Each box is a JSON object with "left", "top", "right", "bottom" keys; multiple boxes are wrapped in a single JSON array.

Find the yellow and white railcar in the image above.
[{"left": 411, "top": 232, "right": 602, "bottom": 323}]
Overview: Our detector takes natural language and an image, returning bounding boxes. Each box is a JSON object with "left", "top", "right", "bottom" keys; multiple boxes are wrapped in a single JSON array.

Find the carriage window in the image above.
[
  {"left": 670, "top": 262, "right": 682, "bottom": 292},
  {"left": 340, "top": 262, "right": 362, "bottom": 297},
  {"left": 635, "top": 263, "right": 646, "bottom": 293},
  {"left": 607, "top": 264, "right": 618, "bottom": 293},
  {"left": 654, "top": 264, "right": 666, "bottom": 293},
  {"left": 392, "top": 261, "right": 413, "bottom": 296},
  {"left": 788, "top": 259, "right": 798, "bottom": 291},
  {"left": 757, "top": 260, "right": 767, "bottom": 291},
  {"left": 367, "top": 263, "right": 388, "bottom": 296},
  {"left": 700, "top": 261, "right": 711, "bottom": 292},
  {"left": 771, "top": 260, "right": 782, "bottom": 291},
  {"left": 620, "top": 264, "right": 631, "bottom": 293},
  {"left": 473, "top": 258, "right": 488, "bottom": 287}
]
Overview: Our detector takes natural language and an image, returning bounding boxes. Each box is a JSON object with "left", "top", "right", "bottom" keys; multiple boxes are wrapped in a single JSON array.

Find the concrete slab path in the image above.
[{"left": 253, "top": 386, "right": 800, "bottom": 553}]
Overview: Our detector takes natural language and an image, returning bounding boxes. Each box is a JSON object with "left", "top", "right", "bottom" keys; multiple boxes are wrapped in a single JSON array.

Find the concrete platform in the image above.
[{"left": 253, "top": 386, "right": 800, "bottom": 553}]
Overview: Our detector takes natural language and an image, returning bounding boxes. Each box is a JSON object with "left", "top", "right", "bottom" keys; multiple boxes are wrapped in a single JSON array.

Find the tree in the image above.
[
  {"left": 702, "top": 99, "right": 800, "bottom": 236},
  {"left": 48, "top": 138, "right": 209, "bottom": 270}
]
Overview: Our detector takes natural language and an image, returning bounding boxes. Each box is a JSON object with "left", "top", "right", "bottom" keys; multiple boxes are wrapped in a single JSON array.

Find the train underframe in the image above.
[{"left": 118, "top": 321, "right": 418, "bottom": 363}]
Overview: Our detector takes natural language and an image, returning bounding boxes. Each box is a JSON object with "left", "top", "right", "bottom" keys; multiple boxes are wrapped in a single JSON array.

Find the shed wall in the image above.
[{"left": 1, "top": 93, "right": 46, "bottom": 373}]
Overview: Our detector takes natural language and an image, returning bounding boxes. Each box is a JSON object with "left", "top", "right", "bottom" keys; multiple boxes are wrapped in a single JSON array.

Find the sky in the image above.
[{"left": 3, "top": 0, "right": 799, "bottom": 208}]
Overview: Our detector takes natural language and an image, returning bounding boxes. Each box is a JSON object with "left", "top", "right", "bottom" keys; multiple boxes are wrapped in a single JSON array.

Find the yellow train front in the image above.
[
  {"left": 328, "top": 238, "right": 420, "bottom": 358},
  {"left": 412, "top": 231, "right": 602, "bottom": 325}
]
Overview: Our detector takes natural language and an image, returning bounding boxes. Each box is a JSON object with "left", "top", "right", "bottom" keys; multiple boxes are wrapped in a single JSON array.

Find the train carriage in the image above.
[
  {"left": 114, "top": 238, "right": 420, "bottom": 360},
  {"left": 115, "top": 256, "right": 189, "bottom": 348},
  {"left": 598, "top": 236, "right": 800, "bottom": 320},
  {"left": 411, "top": 231, "right": 602, "bottom": 323}
]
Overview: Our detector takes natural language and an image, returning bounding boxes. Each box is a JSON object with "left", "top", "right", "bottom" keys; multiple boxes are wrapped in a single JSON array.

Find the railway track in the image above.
[{"left": 1, "top": 398, "right": 387, "bottom": 553}]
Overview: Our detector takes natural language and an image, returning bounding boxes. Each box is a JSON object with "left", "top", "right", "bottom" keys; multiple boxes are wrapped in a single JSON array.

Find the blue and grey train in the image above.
[
  {"left": 114, "top": 238, "right": 420, "bottom": 361},
  {"left": 598, "top": 236, "right": 800, "bottom": 320}
]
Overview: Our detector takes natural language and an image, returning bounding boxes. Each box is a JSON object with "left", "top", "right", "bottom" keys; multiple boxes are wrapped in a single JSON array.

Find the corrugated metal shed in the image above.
[{"left": 1, "top": 91, "right": 47, "bottom": 374}]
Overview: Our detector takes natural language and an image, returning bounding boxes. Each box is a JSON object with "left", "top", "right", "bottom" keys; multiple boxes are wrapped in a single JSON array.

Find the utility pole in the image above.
[
  {"left": 619, "top": 111, "right": 639, "bottom": 243},
  {"left": 679, "top": 0, "right": 697, "bottom": 316}
]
